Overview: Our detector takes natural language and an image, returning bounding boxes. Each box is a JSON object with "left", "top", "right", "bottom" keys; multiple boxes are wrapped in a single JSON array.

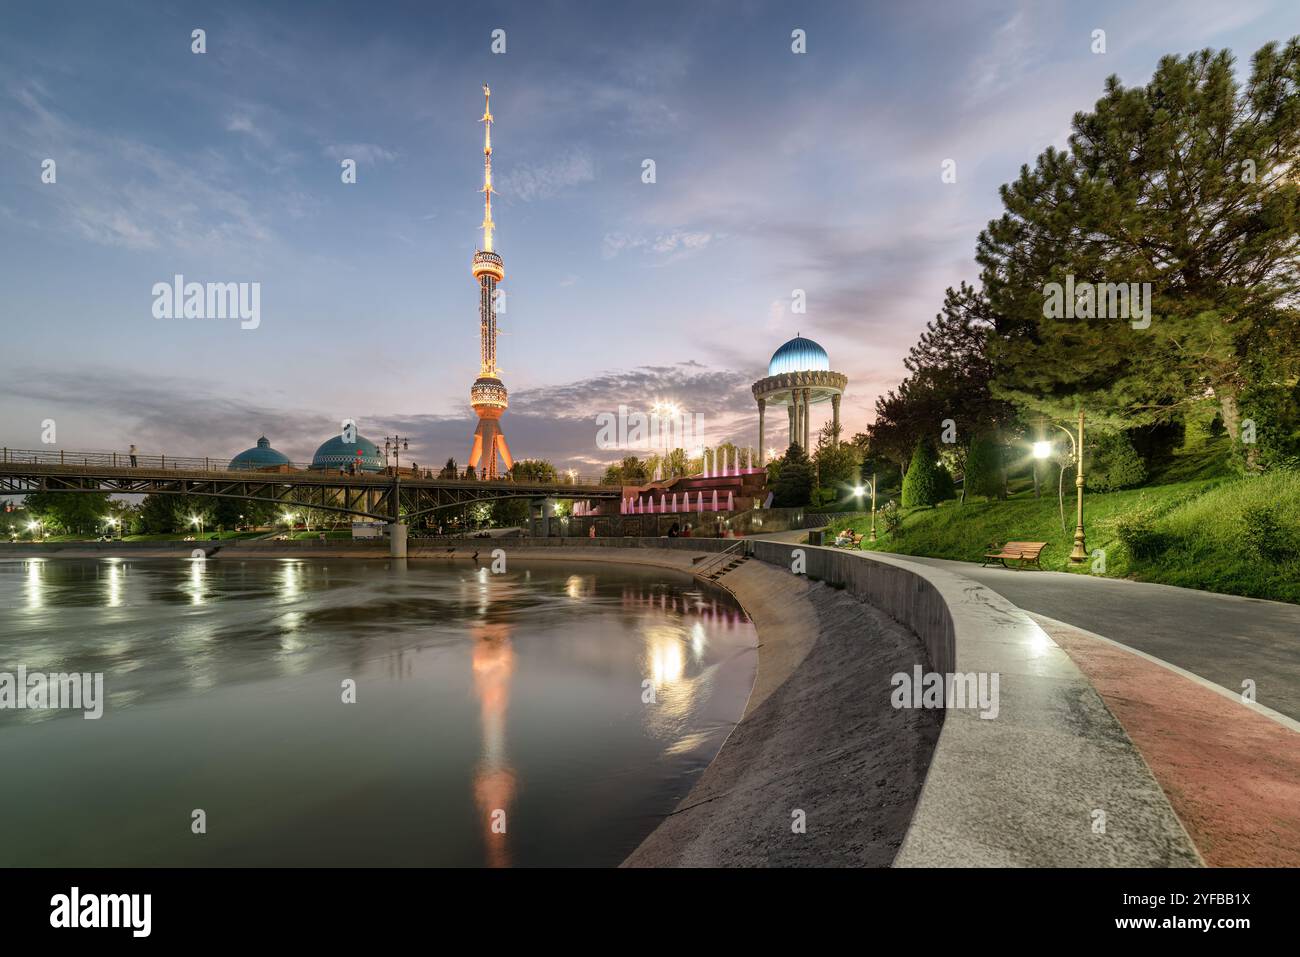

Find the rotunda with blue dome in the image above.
[
  {"left": 751, "top": 333, "right": 848, "bottom": 463},
  {"left": 229, "top": 436, "right": 291, "bottom": 471},
  {"left": 767, "top": 335, "right": 831, "bottom": 376}
]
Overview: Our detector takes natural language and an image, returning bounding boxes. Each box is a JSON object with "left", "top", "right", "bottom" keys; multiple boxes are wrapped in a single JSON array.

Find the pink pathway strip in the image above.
[{"left": 1037, "top": 616, "right": 1300, "bottom": 868}]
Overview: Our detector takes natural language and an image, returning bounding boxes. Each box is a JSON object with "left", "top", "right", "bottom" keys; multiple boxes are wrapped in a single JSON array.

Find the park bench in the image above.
[
  {"left": 981, "top": 540, "right": 1048, "bottom": 569},
  {"left": 830, "top": 531, "right": 864, "bottom": 549}
]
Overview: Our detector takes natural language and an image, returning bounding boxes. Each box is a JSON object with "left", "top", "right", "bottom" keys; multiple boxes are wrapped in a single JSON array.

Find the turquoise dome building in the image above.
[
  {"left": 767, "top": 335, "right": 831, "bottom": 376},
  {"left": 229, "top": 436, "right": 291, "bottom": 470},
  {"left": 752, "top": 333, "right": 847, "bottom": 465},
  {"left": 310, "top": 433, "right": 384, "bottom": 472}
]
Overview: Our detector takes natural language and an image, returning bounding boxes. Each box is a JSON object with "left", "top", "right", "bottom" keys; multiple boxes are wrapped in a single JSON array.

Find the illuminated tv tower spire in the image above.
[{"left": 468, "top": 84, "right": 512, "bottom": 479}]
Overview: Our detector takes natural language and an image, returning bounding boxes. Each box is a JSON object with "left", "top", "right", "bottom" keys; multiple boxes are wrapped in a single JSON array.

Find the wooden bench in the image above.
[
  {"left": 830, "top": 531, "right": 864, "bottom": 549},
  {"left": 981, "top": 540, "right": 1048, "bottom": 569}
]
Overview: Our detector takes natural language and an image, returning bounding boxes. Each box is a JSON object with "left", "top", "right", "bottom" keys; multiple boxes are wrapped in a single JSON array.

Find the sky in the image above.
[{"left": 1, "top": 0, "right": 1297, "bottom": 472}]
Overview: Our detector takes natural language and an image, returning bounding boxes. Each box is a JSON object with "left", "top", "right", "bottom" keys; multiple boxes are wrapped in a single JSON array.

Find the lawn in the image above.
[{"left": 828, "top": 446, "right": 1300, "bottom": 604}]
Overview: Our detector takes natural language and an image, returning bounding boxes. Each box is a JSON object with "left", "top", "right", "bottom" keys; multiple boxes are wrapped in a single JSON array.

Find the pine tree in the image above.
[
  {"left": 1089, "top": 432, "right": 1148, "bottom": 491},
  {"left": 901, "top": 439, "right": 945, "bottom": 507},
  {"left": 979, "top": 41, "right": 1300, "bottom": 450},
  {"left": 964, "top": 433, "right": 1004, "bottom": 501},
  {"left": 772, "top": 443, "right": 813, "bottom": 507}
]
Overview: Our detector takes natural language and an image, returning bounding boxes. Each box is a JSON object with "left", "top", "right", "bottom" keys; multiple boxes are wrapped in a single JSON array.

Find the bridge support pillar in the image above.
[
  {"left": 531, "top": 497, "right": 557, "bottom": 537},
  {"left": 389, "top": 522, "right": 408, "bottom": 558}
]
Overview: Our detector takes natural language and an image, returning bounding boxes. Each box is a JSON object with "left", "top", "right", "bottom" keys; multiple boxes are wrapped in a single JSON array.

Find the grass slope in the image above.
[{"left": 830, "top": 445, "right": 1300, "bottom": 604}]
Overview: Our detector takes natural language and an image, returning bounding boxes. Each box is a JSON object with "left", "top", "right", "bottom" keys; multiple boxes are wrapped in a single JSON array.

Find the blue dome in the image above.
[
  {"left": 229, "top": 436, "right": 290, "bottom": 470},
  {"left": 311, "top": 433, "right": 384, "bottom": 472},
  {"left": 768, "top": 335, "right": 830, "bottom": 376}
]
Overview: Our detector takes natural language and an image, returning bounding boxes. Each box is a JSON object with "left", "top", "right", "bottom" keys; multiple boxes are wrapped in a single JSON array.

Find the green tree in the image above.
[
  {"left": 901, "top": 439, "right": 947, "bottom": 508},
  {"left": 771, "top": 443, "right": 813, "bottom": 507},
  {"left": 814, "top": 421, "right": 863, "bottom": 495},
  {"left": 1088, "top": 431, "right": 1148, "bottom": 492},
  {"left": 492, "top": 460, "right": 557, "bottom": 527},
  {"left": 601, "top": 455, "right": 649, "bottom": 486},
  {"left": 137, "top": 494, "right": 180, "bottom": 533},
  {"left": 979, "top": 40, "right": 1300, "bottom": 465},
  {"left": 964, "top": 433, "right": 1005, "bottom": 501},
  {"left": 22, "top": 490, "right": 112, "bottom": 536}
]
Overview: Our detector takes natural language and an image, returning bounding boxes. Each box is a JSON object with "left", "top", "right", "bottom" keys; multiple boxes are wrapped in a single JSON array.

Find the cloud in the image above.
[
  {"left": 601, "top": 230, "right": 713, "bottom": 260},
  {"left": 323, "top": 142, "right": 397, "bottom": 165},
  {"left": 498, "top": 150, "right": 595, "bottom": 202},
  {"left": 0, "top": 360, "right": 766, "bottom": 474},
  {"left": 4, "top": 83, "right": 277, "bottom": 258}
]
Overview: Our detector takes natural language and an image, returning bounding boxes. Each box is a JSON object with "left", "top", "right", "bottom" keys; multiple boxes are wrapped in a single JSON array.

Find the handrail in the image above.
[
  {"left": 0, "top": 447, "right": 610, "bottom": 487},
  {"left": 693, "top": 537, "right": 748, "bottom": 576}
]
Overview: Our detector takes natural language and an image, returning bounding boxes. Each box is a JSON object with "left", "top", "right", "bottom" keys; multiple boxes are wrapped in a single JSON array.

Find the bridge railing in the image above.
[
  {"left": 0, "top": 447, "right": 613, "bottom": 486},
  {"left": 0, "top": 447, "right": 306, "bottom": 472}
]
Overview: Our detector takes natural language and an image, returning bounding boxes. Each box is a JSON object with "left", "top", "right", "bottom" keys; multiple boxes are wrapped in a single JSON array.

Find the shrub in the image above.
[
  {"left": 811, "top": 486, "right": 838, "bottom": 507},
  {"left": 1240, "top": 504, "right": 1290, "bottom": 562},
  {"left": 1115, "top": 508, "right": 1170, "bottom": 562},
  {"left": 902, "top": 440, "right": 945, "bottom": 507},
  {"left": 878, "top": 500, "right": 902, "bottom": 535},
  {"left": 1090, "top": 431, "right": 1147, "bottom": 492},
  {"left": 964, "top": 434, "right": 1004, "bottom": 501}
]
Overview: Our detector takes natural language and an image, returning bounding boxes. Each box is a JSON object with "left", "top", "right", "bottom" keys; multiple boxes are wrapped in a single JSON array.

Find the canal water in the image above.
[{"left": 0, "top": 557, "right": 757, "bottom": 866}]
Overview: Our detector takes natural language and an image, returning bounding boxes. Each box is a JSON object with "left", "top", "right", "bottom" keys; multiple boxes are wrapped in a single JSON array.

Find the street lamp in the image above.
[
  {"left": 383, "top": 435, "right": 410, "bottom": 473},
  {"left": 1032, "top": 409, "right": 1087, "bottom": 564},
  {"left": 189, "top": 514, "right": 205, "bottom": 536},
  {"left": 852, "top": 472, "right": 879, "bottom": 542}
]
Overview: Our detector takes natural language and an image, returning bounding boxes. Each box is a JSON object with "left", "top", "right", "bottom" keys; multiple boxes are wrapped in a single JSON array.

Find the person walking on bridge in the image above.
[{"left": 128, "top": 444, "right": 138, "bottom": 467}]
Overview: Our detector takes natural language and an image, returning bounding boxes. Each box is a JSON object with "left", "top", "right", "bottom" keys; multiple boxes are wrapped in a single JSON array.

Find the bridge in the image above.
[{"left": 0, "top": 447, "right": 619, "bottom": 525}]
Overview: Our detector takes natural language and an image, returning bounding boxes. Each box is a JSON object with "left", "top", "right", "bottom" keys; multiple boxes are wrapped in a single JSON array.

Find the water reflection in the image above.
[
  {"left": 26, "top": 559, "right": 43, "bottom": 609},
  {"left": 471, "top": 621, "right": 516, "bottom": 868},
  {"left": 0, "top": 558, "right": 755, "bottom": 866},
  {"left": 188, "top": 557, "right": 206, "bottom": 605}
]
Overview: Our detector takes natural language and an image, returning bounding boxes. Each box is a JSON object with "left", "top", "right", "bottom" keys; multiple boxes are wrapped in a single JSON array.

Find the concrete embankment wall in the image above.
[
  {"left": 528, "top": 547, "right": 941, "bottom": 868},
  {"left": 749, "top": 541, "right": 1201, "bottom": 867},
  {"left": 5, "top": 535, "right": 1203, "bottom": 865}
]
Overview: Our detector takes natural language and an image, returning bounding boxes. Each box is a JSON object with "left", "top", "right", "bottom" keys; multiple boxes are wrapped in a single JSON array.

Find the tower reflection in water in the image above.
[{"left": 471, "top": 621, "right": 516, "bottom": 868}]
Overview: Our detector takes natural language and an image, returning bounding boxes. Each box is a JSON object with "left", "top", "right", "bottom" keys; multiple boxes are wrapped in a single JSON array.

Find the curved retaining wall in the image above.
[{"left": 751, "top": 541, "right": 1201, "bottom": 867}]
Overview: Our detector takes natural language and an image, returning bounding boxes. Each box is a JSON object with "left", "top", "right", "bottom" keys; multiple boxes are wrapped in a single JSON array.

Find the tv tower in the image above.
[{"left": 468, "top": 84, "right": 512, "bottom": 479}]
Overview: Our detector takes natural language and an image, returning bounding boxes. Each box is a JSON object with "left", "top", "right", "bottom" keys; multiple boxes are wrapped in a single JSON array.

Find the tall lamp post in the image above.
[
  {"left": 1032, "top": 408, "right": 1087, "bottom": 565},
  {"left": 383, "top": 435, "right": 410, "bottom": 474},
  {"left": 852, "top": 473, "right": 878, "bottom": 543}
]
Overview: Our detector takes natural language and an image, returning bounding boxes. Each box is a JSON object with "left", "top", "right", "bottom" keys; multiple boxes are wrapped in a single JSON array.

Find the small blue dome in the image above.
[
  {"left": 311, "top": 433, "right": 384, "bottom": 472},
  {"left": 229, "top": 436, "right": 290, "bottom": 470},
  {"left": 768, "top": 335, "right": 830, "bottom": 376}
]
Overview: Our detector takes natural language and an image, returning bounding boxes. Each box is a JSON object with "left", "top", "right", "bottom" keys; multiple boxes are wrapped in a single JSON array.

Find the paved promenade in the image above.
[{"left": 878, "top": 555, "right": 1300, "bottom": 721}]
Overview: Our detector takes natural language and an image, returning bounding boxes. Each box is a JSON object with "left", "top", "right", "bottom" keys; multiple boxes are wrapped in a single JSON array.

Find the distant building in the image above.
[
  {"left": 228, "top": 436, "right": 291, "bottom": 471},
  {"left": 751, "top": 335, "right": 848, "bottom": 463},
  {"left": 310, "top": 433, "right": 384, "bottom": 472}
]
